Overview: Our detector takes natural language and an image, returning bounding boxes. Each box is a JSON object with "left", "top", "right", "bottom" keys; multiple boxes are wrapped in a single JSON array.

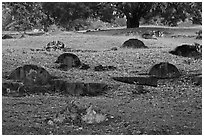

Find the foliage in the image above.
[
  {"left": 41, "top": 2, "right": 99, "bottom": 29},
  {"left": 187, "top": 2, "right": 202, "bottom": 25},
  {"left": 113, "top": 17, "right": 126, "bottom": 27},
  {"left": 3, "top": 2, "right": 48, "bottom": 31},
  {"left": 2, "top": 5, "right": 13, "bottom": 30},
  {"left": 115, "top": 2, "right": 154, "bottom": 28},
  {"left": 114, "top": 2, "right": 202, "bottom": 27},
  {"left": 93, "top": 2, "right": 117, "bottom": 23},
  {"left": 2, "top": 2, "right": 202, "bottom": 31},
  {"left": 147, "top": 2, "right": 202, "bottom": 26}
]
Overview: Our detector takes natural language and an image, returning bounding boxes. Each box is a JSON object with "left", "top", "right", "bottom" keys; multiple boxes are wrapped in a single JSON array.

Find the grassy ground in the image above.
[{"left": 2, "top": 26, "right": 202, "bottom": 135}]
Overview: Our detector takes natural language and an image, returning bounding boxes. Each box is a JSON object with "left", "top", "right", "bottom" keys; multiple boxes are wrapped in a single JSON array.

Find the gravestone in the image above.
[
  {"left": 121, "top": 39, "right": 148, "bottom": 49},
  {"left": 7, "top": 64, "right": 51, "bottom": 85},
  {"left": 112, "top": 76, "right": 158, "bottom": 87},
  {"left": 169, "top": 44, "right": 201, "bottom": 57},
  {"left": 149, "top": 62, "right": 180, "bottom": 79},
  {"left": 55, "top": 53, "right": 81, "bottom": 68}
]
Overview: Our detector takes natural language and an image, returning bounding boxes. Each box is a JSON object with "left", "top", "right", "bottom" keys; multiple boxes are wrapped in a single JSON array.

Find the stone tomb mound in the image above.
[
  {"left": 2, "top": 79, "right": 109, "bottom": 97},
  {"left": 94, "top": 65, "right": 116, "bottom": 71},
  {"left": 3, "top": 64, "right": 109, "bottom": 97},
  {"left": 55, "top": 53, "right": 81, "bottom": 69},
  {"left": 50, "top": 80, "right": 108, "bottom": 96},
  {"left": 45, "top": 40, "right": 65, "bottom": 51},
  {"left": 169, "top": 44, "right": 201, "bottom": 58},
  {"left": 112, "top": 76, "right": 158, "bottom": 87},
  {"left": 7, "top": 64, "right": 52, "bottom": 85},
  {"left": 121, "top": 38, "right": 148, "bottom": 49},
  {"left": 149, "top": 62, "right": 180, "bottom": 79}
]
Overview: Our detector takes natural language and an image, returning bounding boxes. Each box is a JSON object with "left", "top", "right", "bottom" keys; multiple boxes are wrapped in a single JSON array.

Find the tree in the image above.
[
  {"left": 3, "top": 2, "right": 202, "bottom": 31},
  {"left": 150, "top": 2, "right": 202, "bottom": 26},
  {"left": 94, "top": 2, "right": 117, "bottom": 23},
  {"left": 3, "top": 2, "right": 48, "bottom": 31},
  {"left": 115, "top": 2, "right": 202, "bottom": 28},
  {"left": 2, "top": 4, "right": 12, "bottom": 30},
  {"left": 41, "top": 2, "right": 98, "bottom": 29},
  {"left": 187, "top": 2, "right": 202, "bottom": 25},
  {"left": 115, "top": 2, "right": 153, "bottom": 28}
]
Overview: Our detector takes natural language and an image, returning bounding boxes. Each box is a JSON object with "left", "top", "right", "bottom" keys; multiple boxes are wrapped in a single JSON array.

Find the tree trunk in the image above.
[{"left": 126, "top": 15, "right": 140, "bottom": 28}]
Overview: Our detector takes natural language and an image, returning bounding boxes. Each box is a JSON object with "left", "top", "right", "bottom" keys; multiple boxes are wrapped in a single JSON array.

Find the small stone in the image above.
[
  {"left": 47, "top": 120, "right": 54, "bottom": 126},
  {"left": 110, "top": 116, "right": 114, "bottom": 119}
]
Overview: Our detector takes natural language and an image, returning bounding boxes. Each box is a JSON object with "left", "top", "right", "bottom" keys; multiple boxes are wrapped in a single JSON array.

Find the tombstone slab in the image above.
[
  {"left": 169, "top": 44, "right": 201, "bottom": 57},
  {"left": 112, "top": 76, "right": 158, "bottom": 87},
  {"left": 121, "top": 39, "right": 148, "bottom": 49},
  {"left": 7, "top": 64, "right": 51, "bottom": 85},
  {"left": 55, "top": 53, "right": 81, "bottom": 68},
  {"left": 149, "top": 62, "right": 180, "bottom": 79}
]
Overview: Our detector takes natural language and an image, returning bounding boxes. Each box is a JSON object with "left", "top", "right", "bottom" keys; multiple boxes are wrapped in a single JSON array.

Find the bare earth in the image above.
[{"left": 2, "top": 26, "right": 202, "bottom": 135}]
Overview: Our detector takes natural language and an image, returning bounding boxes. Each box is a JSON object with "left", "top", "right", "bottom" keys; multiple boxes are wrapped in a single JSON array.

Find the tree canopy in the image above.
[
  {"left": 2, "top": 2, "right": 202, "bottom": 31},
  {"left": 3, "top": 2, "right": 47, "bottom": 31}
]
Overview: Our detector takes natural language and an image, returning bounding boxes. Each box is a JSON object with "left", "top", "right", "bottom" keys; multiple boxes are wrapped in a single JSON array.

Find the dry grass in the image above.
[{"left": 2, "top": 26, "right": 202, "bottom": 135}]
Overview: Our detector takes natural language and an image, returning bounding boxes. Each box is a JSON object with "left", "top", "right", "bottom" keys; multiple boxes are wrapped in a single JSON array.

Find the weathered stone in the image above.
[
  {"left": 52, "top": 100, "right": 84, "bottom": 125},
  {"left": 94, "top": 65, "right": 116, "bottom": 71},
  {"left": 142, "top": 33, "right": 157, "bottom": 40},
  {"left": 49, "top": 79, "right": 67, "bottom": 94},
  {"left": 7, "top": 64, "right": 52, "bottom": 85},
  {"left": 45, "top": 40, "right": 65, "bottom": 51},
  {"left": 50, "top": 80, "right": 108, "bottom": 96},
  {"left": 64, "top": 82, "right": 85, "bottom": 96},
  {"left": 55, "top": 53, "right": 81, "bottom": 68},
  {"left": 149, "top": 62, "right": 180, "bottom": 79},
  {"left": 2, "top": 81, "right": 21, "bottom": 96},
  {"left": 121, "top": 39, "right": 148, "bottom": 49},
  {"left": 2, "top": 77, "right": 109, "bottom": 97},
  {"left": 2, "top": 79, "right": 54, "bottom": 97},
  {"left": 169, "top": 44, "right": 201, "bottom": 58},
  {"left": 112, "top": 76, "right": 158, "bottom": 87},
  {"left": 85, "top": 83, "right": 108, "bottom": 96}
]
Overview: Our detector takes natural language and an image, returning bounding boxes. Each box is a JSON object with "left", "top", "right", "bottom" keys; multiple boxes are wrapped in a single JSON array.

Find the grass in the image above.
[{"left": 2, "top": 26, "right": 202, "bottom": 135}]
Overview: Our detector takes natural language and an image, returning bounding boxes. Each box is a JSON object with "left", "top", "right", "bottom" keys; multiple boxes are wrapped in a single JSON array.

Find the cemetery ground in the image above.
[{"left": 2, "top": 25, "right": 202, "bottom": 135}]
